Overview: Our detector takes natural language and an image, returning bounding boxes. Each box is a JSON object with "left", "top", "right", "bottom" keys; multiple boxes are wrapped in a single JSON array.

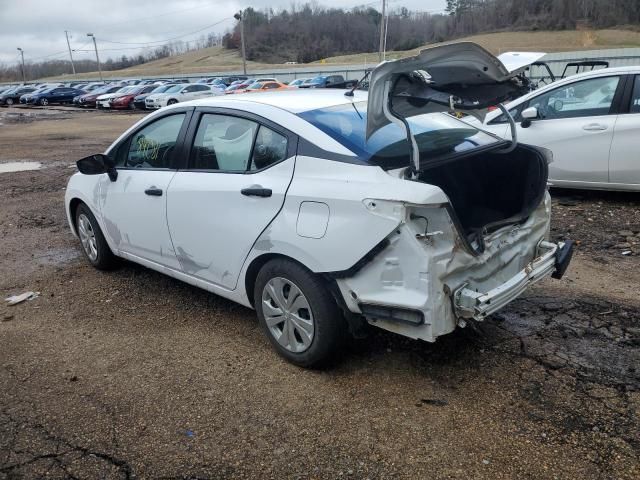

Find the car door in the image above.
[
  {"left": 166, "top": 110, "right": 296, "bottom": 290},
  {"left": 609, "top": 74, "right": 640, "bottom": 187},
  {"left": 99, "top": 111, "right": 191, "bottom": 269},
  {"left": 192, "top": 84, "right": 214, "bottom": 99},
  {"left": 510, "top": 75, "right": 623, "bottom": 185}
]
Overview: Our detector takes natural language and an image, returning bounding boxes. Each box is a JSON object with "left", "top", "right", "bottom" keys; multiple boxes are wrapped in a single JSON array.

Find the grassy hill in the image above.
[{"left": 47, "top": 29, "right": 640, "bottom": 80}]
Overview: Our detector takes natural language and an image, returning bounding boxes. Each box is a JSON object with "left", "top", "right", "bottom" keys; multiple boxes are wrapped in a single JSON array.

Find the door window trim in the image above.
[
  {"left": 180, "top": 107, "right": 298, "bottom": 174},
  {"left": 618, "top": 74, "right": 639, "bottom": 115}
]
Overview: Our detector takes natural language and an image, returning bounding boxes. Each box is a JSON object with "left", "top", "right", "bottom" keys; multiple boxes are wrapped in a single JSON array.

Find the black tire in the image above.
[
  {"left": 75, "top": 203, "right": 118, "bottom": 270},
  {"left": 254, "top": 258, "right": 346, "bottom": 368}
]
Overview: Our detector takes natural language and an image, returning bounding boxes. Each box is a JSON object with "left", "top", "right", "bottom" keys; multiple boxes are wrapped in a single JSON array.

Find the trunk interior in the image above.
[{"left": 417, "top": 144, "right": 548, "bottom": 246}]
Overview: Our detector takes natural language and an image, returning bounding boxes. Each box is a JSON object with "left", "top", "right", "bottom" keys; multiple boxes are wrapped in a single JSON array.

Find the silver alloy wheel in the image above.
[
  {"left": 77, "top": 213, "right": 98, "bottom": 261},
  {"left": 40, "top": 98, "right": 48, "bottom": 106},
  {"left": 6, "top": 98, "right": 13, "bottom": 105},
  {"left": 261, "top": 277, "right": 315, "bottom": 353}
]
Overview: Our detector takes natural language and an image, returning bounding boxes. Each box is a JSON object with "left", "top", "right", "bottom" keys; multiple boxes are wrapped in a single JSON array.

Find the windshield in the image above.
[
  {"left": 247, "top": 83, "right": 263, "bottom": 90},
  {"left": 298, "top": 102, "right": 501, "bottom": 170},
  {"left": 164, "top": 85, "right": 183, "bottom": 93},
  {"left": 309, "top": 76, "right": 326, "bottom": 84},
  {"left": 152, "top": 85, "right": 172, "bottom": 93}
]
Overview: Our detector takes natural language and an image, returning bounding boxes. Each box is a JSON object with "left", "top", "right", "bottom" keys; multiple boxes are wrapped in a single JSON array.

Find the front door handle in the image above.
[
  {"left": 144, "top": 187, "right": 163, "bottom": 196},
  {"left": 582, "top": 123, "right": 608, "bottom": 131},
  {"left": 241, "top": 187, "right": 272, "bottom": 197}
]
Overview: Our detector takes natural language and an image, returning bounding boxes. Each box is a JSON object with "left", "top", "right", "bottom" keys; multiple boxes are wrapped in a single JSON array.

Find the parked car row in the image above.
[{"left": 0, "top": 74, "right": 362, "bottom": 112}]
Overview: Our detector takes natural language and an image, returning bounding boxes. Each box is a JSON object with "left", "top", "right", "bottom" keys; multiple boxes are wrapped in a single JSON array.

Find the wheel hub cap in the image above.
[
  {"left": 77, "top": 213, "right": 98, "bottom": 261},
  {"left": 261, "top": 277, "right": 315, "bottom": 353}
]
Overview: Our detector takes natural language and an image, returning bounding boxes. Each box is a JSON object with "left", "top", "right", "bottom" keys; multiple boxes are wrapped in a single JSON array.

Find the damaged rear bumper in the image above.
[{"left": 453, "top": 240, "right": 574, "bottom": 320}]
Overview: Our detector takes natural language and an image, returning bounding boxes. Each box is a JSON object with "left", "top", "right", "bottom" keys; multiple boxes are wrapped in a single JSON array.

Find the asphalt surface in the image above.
[{"left": 0, "top": 106, "right": 638, "bottom": 479}]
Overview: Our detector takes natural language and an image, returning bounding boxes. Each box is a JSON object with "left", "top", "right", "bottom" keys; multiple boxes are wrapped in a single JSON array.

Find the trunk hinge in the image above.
[{"left": 384, "top": 78, "right": 423, "bottom": 176}]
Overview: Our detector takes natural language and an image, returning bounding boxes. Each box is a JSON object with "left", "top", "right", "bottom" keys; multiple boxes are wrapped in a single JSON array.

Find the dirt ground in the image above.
[{"left": 0, "top": 106, "right": 638, "bottom": 479}]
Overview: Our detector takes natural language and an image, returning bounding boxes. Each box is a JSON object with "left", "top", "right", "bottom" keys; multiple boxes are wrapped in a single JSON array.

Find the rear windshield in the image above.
[{"left": 298, "top": 102, "right": 501, "bottom": 170}]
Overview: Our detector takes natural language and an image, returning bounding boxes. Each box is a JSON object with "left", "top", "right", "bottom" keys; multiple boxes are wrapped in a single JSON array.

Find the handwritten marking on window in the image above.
[{"left": 136, "top": 136, "right": 160, "bottom": 161}]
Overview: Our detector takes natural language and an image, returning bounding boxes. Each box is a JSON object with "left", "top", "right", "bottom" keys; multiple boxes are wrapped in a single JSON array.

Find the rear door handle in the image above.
[
  {"left": 241, "top": 187, "right": 272, "bottom": 197},
  {"left": 144, "top": 187, "right": 163, "bottom": 196},
  {"left": 582, "top": 123, "right": 608, "bottom": 131}
]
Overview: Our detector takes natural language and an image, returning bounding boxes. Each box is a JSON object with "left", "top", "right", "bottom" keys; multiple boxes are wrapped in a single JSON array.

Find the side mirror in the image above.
[
  {"left": 76, "top": 154, "right": 117, "bottom": 181},
  {"left": 520, "top": 106, "right": 538, "bottom": 129}
]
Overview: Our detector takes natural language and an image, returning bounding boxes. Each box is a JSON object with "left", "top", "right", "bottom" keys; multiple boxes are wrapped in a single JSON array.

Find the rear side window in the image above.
[
  {"left": 120, "top": 113, "right": 185, "bottom": 169},
  {"left": 190, "top": 114, "right": 258, "bottom": 171},
  {"left": 251, "top": 126, "right": 288, "bottom": 170},
  {"left": 630, "top": 75, "right": 640, "bottom": 113}
]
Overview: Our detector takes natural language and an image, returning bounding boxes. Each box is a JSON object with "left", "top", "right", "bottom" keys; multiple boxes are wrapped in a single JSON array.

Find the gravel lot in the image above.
[{"left": 0, "top": 106, "right": 638, "bottom": 479}]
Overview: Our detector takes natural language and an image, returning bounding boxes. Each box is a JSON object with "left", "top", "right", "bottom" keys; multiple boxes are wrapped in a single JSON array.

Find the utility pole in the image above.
[
  {"left": 382, "top": 9, "right": 389, "bottom": 61},
  {"left": 65, "top": 30, "right": 76, "bottom": 76},
  {"left": 16, "top": 47, "right": 25, "bottom": 83},
  {"left": 234, "top": 10, "right": 247, "bottom": 75},
  {"left": 378, "top": 0, "right": 386, "bottom": 62},
  {"left": 87, "top": 33, "right": 103, "bottom": 82}
]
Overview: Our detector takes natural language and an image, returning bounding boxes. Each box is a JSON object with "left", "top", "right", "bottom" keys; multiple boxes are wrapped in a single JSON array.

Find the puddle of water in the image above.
[
  {"left": 0, "top": 161, "right": 42, "bottom": 173},
  {"left": 34, "top": 248, "right": 80, "bottom": 266}
]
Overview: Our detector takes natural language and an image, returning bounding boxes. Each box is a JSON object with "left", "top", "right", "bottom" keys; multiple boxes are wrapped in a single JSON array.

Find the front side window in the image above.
[
  {"left": 190, "top": 114, "right": 258, "bottom": 171},
  {"left": 120, "top": 113, "right": 185, "bottom": 169},
  {"left": 529, "top": 76, "right": 620, "bottom": 120}
]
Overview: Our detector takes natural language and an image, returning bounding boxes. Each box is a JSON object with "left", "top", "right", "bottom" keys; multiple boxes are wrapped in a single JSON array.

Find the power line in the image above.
[
  {"left": 98, "top": 17, "right": 233, "bottom": 46},
  {"left": 96, "top": 3, "right": 215, "bottom": 28}
]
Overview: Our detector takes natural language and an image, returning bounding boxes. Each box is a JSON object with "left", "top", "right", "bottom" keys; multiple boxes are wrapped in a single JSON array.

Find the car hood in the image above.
[
  {"left": 366, "top": 41, "right": 544, "bottom": 139},
  {"left": 97, "top": 93, "right": 119, "bottom": 100}
]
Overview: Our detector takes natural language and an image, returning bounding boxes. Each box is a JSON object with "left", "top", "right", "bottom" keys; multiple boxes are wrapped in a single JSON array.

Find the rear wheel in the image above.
[
  {"left": 254, "top": 259, "right": 346, "bottom": 368},
  {"left": 75, "top": 203, "right": 118, "bottom": 270}
]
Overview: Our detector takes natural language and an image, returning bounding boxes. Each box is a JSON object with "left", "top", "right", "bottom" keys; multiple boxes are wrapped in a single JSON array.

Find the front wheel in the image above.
[
  {"left": 75, "top": 203, "right": 118, "bottom": 270},
  {"left": 39, "top": 98, "right": 48, "bottom": 106},
  {"left": 167, "top": 99, "right": 178, "bottom": 105},
  {"left": 254, "top": 259, "right": 346, "bottom": 368},
  {"left": 6, "top": 98, "right": 13, "bottom": 105}
]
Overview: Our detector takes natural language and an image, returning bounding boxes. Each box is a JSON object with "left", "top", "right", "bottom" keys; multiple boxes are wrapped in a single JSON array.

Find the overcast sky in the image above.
[{"left": 0, "top": 0, "right": 446, "bottom": 65}]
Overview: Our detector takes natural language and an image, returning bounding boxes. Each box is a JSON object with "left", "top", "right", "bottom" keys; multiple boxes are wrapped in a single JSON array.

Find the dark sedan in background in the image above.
[
  {"left": 0, "top": 86, "right": 37, "bottom": 105},
  {"left": 26, "top": 87, "right": 86, "bottom": 106}
]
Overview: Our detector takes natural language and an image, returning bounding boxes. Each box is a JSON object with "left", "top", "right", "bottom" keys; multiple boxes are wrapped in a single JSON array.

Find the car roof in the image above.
[{"left": 179, "top": 88, "right": 367, "bottom": 113}]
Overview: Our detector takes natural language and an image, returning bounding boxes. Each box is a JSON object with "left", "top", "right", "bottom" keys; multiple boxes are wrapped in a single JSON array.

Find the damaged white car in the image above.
[{"left": 65, "top": 42, "right": 573, "bottom": 367}]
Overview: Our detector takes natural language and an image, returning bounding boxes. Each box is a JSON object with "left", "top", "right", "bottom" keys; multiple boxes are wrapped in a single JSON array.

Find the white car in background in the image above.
[
  {"left": 477, "top": 66, "right": 640, "bottom": 191},
  {"left": 65, "top": 42, "right": 573, "bottom": 367},
  {"left": 145, "top": 84, "right": 219, "bottom": 109},
  {"left": 96, "top": 86, "right": 135, "bottom": 109}
]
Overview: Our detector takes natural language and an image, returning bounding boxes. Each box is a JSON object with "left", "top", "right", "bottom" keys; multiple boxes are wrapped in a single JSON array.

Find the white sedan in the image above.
[
  {"left": 65, "top": 42, "right": 572, "bottom": 367},
  {"left": 478, "top": 66, "right": 640, "bottom": 191},
  {"left": 145, "top": 83, "right": 219, "bottom": 109},
  {"left": 95, "top": 86, "right": 136, "bottom": 109}
]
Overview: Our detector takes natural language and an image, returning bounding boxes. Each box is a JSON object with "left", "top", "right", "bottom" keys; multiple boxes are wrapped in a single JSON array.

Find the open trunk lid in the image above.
[{"left": 366, "top": 42, "right": 545, "bottom": 139}]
